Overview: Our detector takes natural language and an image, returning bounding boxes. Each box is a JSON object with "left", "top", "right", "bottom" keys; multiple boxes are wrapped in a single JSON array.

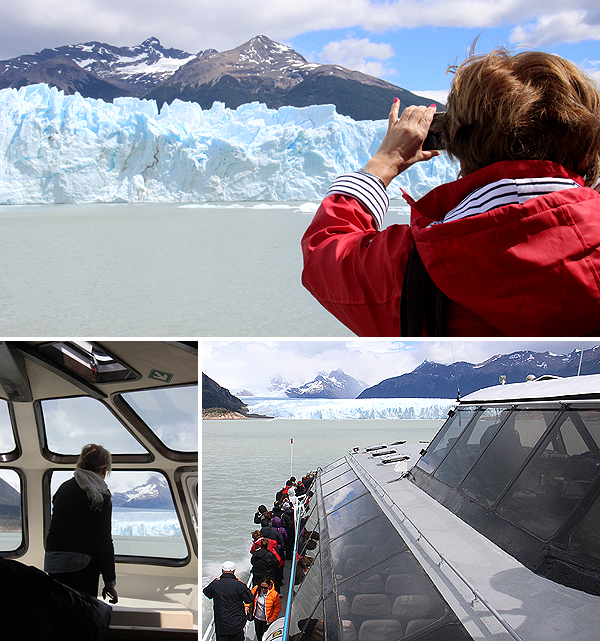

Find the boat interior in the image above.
[{"left": 0, "top": 340, "right": 198, "bottom": 640}]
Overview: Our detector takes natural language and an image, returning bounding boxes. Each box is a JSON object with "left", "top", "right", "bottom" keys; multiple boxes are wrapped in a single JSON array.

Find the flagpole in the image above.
[{"left": 290, "top": 438, "right": 293, "bottom": 479}]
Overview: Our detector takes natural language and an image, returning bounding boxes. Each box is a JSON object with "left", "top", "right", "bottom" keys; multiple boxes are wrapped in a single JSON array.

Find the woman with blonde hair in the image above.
[
  {"left": 302, "top": 49, "right": 600, "bottom": 336},
  {"left": 45, "top": 444, "right": 118, "bottom": 603}
]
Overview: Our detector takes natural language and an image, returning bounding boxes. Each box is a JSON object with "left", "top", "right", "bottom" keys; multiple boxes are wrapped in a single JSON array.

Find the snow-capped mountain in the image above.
[
  {"left": 267, "top": 375, "right": 295, "bottom": 395},
  {"left": 0, "top": 35, "right": 443, "bottom": 121},
  {"left": 0, "top": 37, "right": 194, "bottom": 98},
  {"left": 112, "top": 475, "right": 174, "bottom": 509},
  {"left": 285, "top": 368, "right": 367, "bottom": 399},
  {"left": 359, "top": 346, "right": 600, "bottom": 399}
]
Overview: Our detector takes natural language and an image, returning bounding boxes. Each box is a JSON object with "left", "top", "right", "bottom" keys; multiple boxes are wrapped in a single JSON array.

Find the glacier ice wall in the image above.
[
  {"left": 244, "top": 397, "right": 456, "bottom": 420},
  {"left": 0, "top": 84, "right": 458, "bottom": 204}
]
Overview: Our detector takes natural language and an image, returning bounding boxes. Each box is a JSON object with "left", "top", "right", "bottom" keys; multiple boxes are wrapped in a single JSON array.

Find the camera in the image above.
[{"left": 422, "top": 112, "right": 445, "bottom": 151}]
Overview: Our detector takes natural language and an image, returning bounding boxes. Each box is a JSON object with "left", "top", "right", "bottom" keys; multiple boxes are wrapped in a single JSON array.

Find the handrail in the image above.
[
  {"left": 349, "top": 454, "right": 526, "bottom": 641},
  {"left": 282, "top": 491, "right": 312, "bottom": 640}
]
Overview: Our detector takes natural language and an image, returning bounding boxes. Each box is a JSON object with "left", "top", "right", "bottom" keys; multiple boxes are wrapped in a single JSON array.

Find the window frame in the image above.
[
  {"left": 35, "top": 395, "right": 153, "bottom": 465},
  {"left": 112, "top": 384, "right": 198, "bottom": 463},
  {"left": 0, "top": 466, "right": 27, "bottom": 559}
]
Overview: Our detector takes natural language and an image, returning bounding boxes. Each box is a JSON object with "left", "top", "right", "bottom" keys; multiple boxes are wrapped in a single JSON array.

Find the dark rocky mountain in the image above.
[
  {"left": 0, "top": 37, "right": 194, "bottom": 98},
  {"left": 359, "top": 347, "right": 600, "bottom": 399},
  {"left": 0, "top": 476, "right": 21, "bottom": 522},
  {"left": 146, "top": 35, "right": 442, "bottom": 120},
  {"left": 285, "top": 368, "right": 366, "bottom": 399},
  {"left": 202, "top": 372, "right": 248, "bottom": 415},
  {"left": 0, "top": 35, "right": 443, "bottom": 121},
  {"left": 112, "top": 475, "right": 173, "bottom": 509}
]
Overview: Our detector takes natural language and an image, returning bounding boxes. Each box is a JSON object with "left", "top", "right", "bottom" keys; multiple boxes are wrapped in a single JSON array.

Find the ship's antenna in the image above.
[
  {"left": 451, "top": 342, "right": 461, "bottom": 400},
  {"left": 577, "top": 342, "right": 586, "bottom": 376}
]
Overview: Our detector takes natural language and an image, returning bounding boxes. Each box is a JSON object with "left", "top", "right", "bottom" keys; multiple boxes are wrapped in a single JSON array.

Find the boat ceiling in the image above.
[
  {"left": 461, "top": 372, "right": 600, "bottom": 404},
  {"left": 0, "top": 341, "right": 198, "bottom": 402}
]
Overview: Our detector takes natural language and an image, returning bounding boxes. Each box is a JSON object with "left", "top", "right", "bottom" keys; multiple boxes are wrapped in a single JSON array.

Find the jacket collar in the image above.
[{"left": 405, "top": 160, "right": 584, "bottom": 225}]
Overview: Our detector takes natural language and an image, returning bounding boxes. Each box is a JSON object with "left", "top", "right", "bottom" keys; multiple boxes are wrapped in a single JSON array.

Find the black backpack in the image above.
[{"left": 400, "top": 245, "right": 448, "bottom": 336}]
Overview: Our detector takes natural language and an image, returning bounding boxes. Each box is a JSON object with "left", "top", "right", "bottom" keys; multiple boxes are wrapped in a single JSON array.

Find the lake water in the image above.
[
  {"left": 0, "top": 201, "right": 410, "bottom": 336},
  {"left": 0, "top": 202, "right": 346, "bottom": 335},
  {"left": 201, "top": 416, "right": 444, "bottom": 632}
]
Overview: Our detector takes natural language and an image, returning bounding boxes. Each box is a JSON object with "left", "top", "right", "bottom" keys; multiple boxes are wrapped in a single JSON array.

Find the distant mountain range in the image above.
[
  {"left": 0, "top": 35, "right": 443, "bottom": 121},
  {"left": 0, "top": 476, "right": 20, "bottom": 523},
  {"left": 285, "top": 368, "right": 366, "bottom": 399},
  {"left": 359, "top": 347, "right": 600, "bottom": 399},
  {"left": 202, "top": 372, "right": 249, "bottom": 415}
]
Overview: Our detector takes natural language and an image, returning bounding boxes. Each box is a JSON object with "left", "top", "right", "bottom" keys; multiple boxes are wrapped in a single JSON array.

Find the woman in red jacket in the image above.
[
  {"left": 302, "top": 49, "right": 600, "bottom": 336},
  {"left": 250, "top": 578, "right": 282, "bottom": 641}
]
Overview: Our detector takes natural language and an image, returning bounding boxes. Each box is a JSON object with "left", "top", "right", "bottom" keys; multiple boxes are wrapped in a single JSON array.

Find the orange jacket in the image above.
[{"left": 251, "top": 585, "right": 282, "bottom": 624}]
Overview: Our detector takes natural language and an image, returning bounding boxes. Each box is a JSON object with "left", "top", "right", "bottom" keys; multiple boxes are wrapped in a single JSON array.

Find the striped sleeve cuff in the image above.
[{"left": 325, "top": 170, "right": 389, "bottom": 229}]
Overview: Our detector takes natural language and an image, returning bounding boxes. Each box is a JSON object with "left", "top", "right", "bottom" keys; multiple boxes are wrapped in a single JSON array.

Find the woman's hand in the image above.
[
  {"left": 102, "top": 585, "right": 119, "bottom": 604},
  {"left": 365, "top": 100, "right": 439, "bottom": 187}
]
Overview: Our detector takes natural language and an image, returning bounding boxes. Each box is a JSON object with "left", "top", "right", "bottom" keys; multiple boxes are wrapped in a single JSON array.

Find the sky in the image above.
[
  {"left": 202, "top": 339, "right": 600, "bottom": 396},
  {"left": 1, "top": 1, "right": 599, "bottom": 104}
]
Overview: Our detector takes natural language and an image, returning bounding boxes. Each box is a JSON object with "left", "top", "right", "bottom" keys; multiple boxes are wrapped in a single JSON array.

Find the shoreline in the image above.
[{"left": 202, "top": 407, "right": 274, "bottom": 420}]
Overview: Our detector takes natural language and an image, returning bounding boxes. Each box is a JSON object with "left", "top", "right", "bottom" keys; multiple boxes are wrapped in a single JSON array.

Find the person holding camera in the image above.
[{"left": 302, "top": 49, "right": 600, "bottom": 337}]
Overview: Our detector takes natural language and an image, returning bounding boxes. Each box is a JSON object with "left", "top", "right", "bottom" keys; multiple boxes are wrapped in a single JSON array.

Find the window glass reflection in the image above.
[
  {"left": 321, "top": 468, "right": 357, "bottom": 496},
  {"left": 326, "top": 493, "right": 381, "bottom": 540},
  {"left": 435, "top": 408, "right": 512, "bottom": 487},
  {"left": 320, "top": 461, "right": 351, "bottom": 485},
  {"left": 461, "top": 410, "right": 550, "bottom": 506},
  {"left": 498, "top": 409, "right": 600, "bottom": 539},
  {"left": 323, "top": 478, "right": 368, "bottom": 513},
  {"left": 417, "top": 408, "right": 477, "bottom": 474},
  {"left": 0, "top": 401, "right": 15, "bottom": 455}
]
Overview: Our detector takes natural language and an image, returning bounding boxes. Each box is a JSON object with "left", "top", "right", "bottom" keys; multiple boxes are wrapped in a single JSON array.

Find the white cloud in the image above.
[
  {"left": 7, "top": 0, "right": 598, "bottom": 60},
  {"left": 510, "top": 10, "right": 600, "bottom": 47},
  {"left": 318, "top": 37, "right": 396, "bottom": 76},
  {"left": 411, "top": 89, "right": 449, "bottom": 104}
]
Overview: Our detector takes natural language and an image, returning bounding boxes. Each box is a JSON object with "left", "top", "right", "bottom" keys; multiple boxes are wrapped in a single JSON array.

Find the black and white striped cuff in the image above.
[{"left": 325, "top": 170, "right": 389, "bottom": 229}]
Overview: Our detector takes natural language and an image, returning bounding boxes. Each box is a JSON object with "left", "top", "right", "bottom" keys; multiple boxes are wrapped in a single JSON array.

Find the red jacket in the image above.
[{"left": 302, "top": 160, "right": 600, "bottom": 336}]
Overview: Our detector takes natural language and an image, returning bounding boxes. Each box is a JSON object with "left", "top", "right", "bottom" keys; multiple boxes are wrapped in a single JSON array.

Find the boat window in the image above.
[
  {"left": 434, "top": 408, "right": 513, "bottom": 487},
  {"left": 289, "top": 587, "right": 324, "bottom": 641},
  {"left": 41, "top": 397, "right": 148, "bottom": 456},
  {"left": 321, "top": 458, "right": 346, "bottom": 475},
  {"left": 0, "top": 400, "right": 17, "bottom": 457},
  {"left": 0, "top": 469, "right": 22, "bottom": 554},
  {"left": 498, "top": 408, "right": 600, "bottom": 540},
  {"left": 50, "top": 470, "right": 188, "bottom": 561},
  {"left": 290, "top": 549, "right": 323, "bottom": 630},
  {"left": 119, "top": 386, "right": 198, "bottom": 453},
  {"left": 321, "top": 468, "right": 358, "bottom": 497},
  {"left": 416, "top": 407, "right": 478, "bottom": 474},
  {"left": 570, "top": 492, "right": 600, "bottom": 559},
  {"left": 323, "top": 478, "right": 369, "bottom": 514},
  {"left": 330, "top": 513, "right": 407, "bottom": 581},
  {"left": 299, "top": 503, "right": 320, "bottom": 557},
  {"left": 326, "top": 493, "right": 382, "bottom": 540},
  {"left": 337, "top": 549, "right": 447, "bottom": 641},
  {"left": 460, "top": 409, "right": 551, "bottom": 507},
  {"left": 320, "top": 460, "right": 352, "bottom": 485}
]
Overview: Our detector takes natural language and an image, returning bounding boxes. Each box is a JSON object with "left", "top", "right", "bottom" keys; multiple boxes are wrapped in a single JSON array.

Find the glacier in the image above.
[
  {"left": 0, "top": 83, "right": 458, "bottom": 204},
  {"left": 243, "top": 397, "right": 456, "bottom": 420}
]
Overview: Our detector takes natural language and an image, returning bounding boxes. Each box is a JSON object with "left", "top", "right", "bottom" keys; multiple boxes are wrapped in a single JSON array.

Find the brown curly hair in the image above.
[{"left": 443, "top": 49, "right": 600, "bottom": 186}]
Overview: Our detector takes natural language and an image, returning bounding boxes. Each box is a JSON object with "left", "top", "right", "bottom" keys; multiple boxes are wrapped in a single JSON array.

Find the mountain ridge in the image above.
[{"left": 0, "top": 35, "right": 443, "bottom": 121}]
